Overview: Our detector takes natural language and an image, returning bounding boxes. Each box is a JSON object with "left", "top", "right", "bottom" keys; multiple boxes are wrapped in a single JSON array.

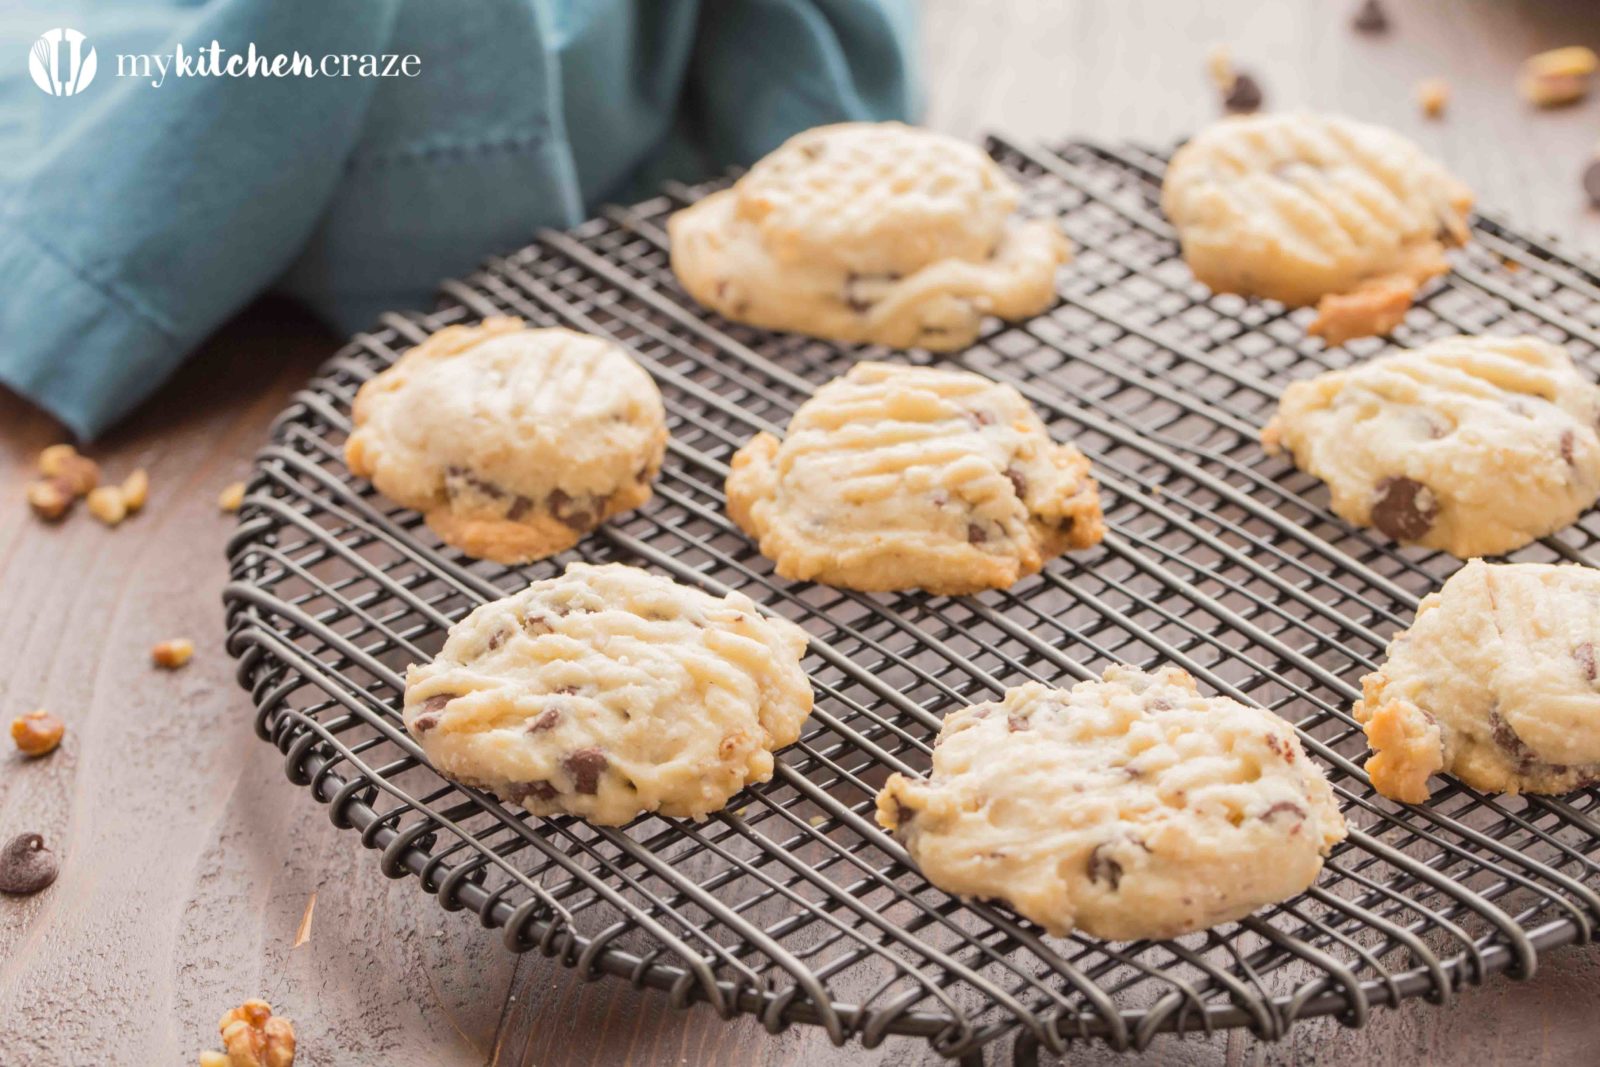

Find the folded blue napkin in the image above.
[{"left": 0, "top": 0, "right": 917, "bottom": 438}]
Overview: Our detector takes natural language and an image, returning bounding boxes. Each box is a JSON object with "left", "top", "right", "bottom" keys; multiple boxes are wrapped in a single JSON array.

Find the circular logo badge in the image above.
[{"left": 29, "top": 28, "right": 97, "bottom": 97}]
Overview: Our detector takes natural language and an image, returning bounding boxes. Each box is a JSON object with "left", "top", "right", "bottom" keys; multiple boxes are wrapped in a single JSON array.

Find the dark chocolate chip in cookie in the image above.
[
  {"left": 563, "top": 747, "right": 608, "bottom": 794},
  {"left": 412, "top": 693, "right": 457, "bottom": 732},
  {"left": 1087, "top": 843, "right": 1123, "bottom": 890},
  {"left": 527, "top": 707, "right": 563, "bottom": 733},
  {"left": 1577, "top": 641, "right": 1596, "bottom": 682},
  {"left": 967, "top": 523, "right": 988, "bottom": 545},
  {"left": 1006, "top": 466, "right": 1027, "bottom": 499},
  {"left": 1561, "top": 429, "right": 1576, "bottom": 466},
  {"left": 1370, "top": 476, "right": 1437, "bottom": 542}
]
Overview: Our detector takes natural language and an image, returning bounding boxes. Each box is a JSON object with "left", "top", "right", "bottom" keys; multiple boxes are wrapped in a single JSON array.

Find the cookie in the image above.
[
  {"left": 403, "top": 563, "right": 813, "bottom": 825},
  {"left": 1161, "top": 112, "right": 1474, "bottom": 345},
  {"left": 345, "top": 317, "right": 668, "bottom": 564},
  {"left": 726, "top": 361, "right": 1104, "bottom": 595},
  {"left": 1355, "top": 560, "right": 1600, "bottom": 803},
  {"left": 668, "top": 122, "right": 1070, "bottom": 351},
  {"left": 1262, "top": 335, "right": 1600, "bottom": 558},
  {"left": 876, "top": 666, "right": 1347, "bottom": 940}
]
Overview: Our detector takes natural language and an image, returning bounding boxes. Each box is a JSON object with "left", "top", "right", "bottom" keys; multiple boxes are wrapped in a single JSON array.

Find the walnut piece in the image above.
[
  {"left": 86, "top": 486, "right": 129, "bottom": 527},
  {"left": 122, "top": 469, "right": 150, "bottom": 513},
  {"left": 199, "top": 1000, "right": 296, "bottom": 1067},
  {"left": 10, "top": 710, "right": 64, "bottom": 757},
  {"left": 38, "top": 444, "right": 99, "bottom": 496},
  {"left": 152, "top": 638, "right": 196, "bottom": 670},
  {"left": 1521, "top": 46, "right": 1598, "bottom": 107},
  {"left": 218, "top": 481, "right": 246, "bottom": 512},
  {"left": 26, "top": 479, "right": 74, "bottom": 521}
]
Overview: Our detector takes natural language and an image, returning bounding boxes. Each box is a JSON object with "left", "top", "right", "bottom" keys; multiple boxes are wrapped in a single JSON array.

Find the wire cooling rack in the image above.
[{"left": 222, "top": 138, "right": 1600, "bottom": 1064}]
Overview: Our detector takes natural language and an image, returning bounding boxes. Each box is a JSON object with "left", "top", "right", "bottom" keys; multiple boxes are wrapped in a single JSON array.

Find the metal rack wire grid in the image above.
[{"left": 222, "top": 138, "right": 1600, "bottom": 1065}]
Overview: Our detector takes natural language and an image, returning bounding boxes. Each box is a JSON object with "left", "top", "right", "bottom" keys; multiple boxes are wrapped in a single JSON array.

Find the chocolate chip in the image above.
[
  {"left": 1370, "top": 476, "right": 1437, "bottom": 542},
  {"left": 1223, "top": 72, "right": 1263, "bottom": 113},
  {"left": 528, "top": 707, "right": 562, "bottom": 733},
  {"left": 487, "top": 629, "right": 508, "bottom": 651},
  {"left": 523, "top": 613, "right": 553, "bottom": 636},
  {"left": 1351, "top": 0, "right": 1388, "bottom": 33},
  {"left": 507, "top": 495, "right": 533, "bottom": 521},
  {"left": 1584, "top": 160, "right": 1600, "bottom": 210},
  {"left": 505, "top": 780, "right": 558, "bottom": 803},
  {"left": 0, "top": 833, "right": 59, "bottom": 895},
  {"left": 563, "top": 747, "right": 608, "bottom": 794},
  {"left": 444, "top": 466, "right": 505, "bottom": 501},
  {"left": 1006, "top": 466, "right": 1027, "bottom": 499},
  {"left": 1264, "top": 733, "right": 1295, "bottom": 763},
  {"left": 1578, "top": 642, "right": 1597, "bottom": 682},
  {"left": 412, "top": 713, "right": 440, "bottom": 733},
  {"left": 1087, "top": 844, "right": 1123, "bottom": 891},
  {"left": 1263, "top": 801, "right": 1305, "bottom": 821},
  {"left": 967, "top": 524, "right": 988, "bottom": 545},
  {"left": 971, "top": 409, "right": 996, "bottom": 427},
  {"left": 1007, "top": 714, "right": 1030, "bottom": 732},
  {"left": 1561, "top": 429, "right": 1576, "bottom": 466},
  {"left": 1487, "top": 704, "right": 1538, "bottom": 771},
  {"left": 548, "top": 488, "right": 597, "bottom": 532}
]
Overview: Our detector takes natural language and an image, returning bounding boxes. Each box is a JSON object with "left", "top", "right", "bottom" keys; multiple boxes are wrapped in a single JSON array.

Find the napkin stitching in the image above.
[
  {"left": 349, "top": 124, "right": 556, "bottom": 171},
  {"left": 5, "top": 222, "right": 178, "bottom": 342}
]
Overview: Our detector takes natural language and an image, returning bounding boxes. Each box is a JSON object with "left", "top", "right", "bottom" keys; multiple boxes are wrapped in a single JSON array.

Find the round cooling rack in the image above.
[{"left": 222, "top": 138, "right": 1600, "bottom": 1065}]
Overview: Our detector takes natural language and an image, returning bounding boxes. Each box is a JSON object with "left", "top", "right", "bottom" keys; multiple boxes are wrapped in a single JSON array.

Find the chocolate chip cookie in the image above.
[
  {"left": 404, "top": 563, "right": 814, "bottom": 825},
  {"left": 668, "top": 122, "right": 1070, "bottom": 351},
  {"left": 725, "top": 361, "right": 1104, "bottom": 595},
  {"left": 876, "top": 666, "right": 1347, "bottom": 940},
  {"left": 1355, "top": 560, "right": 1600, "bottom": 803},
  {"left": 1262, "top": 334, "right": 1600, "bottom": 557},
  {"left": 345, "top": 317, "right": 668, "bottom": 564},
  {"left": 1162, "top": 112, "right": 1473, "bottom": 345}
]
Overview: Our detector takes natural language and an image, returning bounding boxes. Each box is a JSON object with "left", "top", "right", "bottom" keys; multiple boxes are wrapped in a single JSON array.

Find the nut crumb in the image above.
[
  {"left": 1521, "top": 46, "right": 1598, "bottom": 107},
  {"left": 26, "top": 479, "right": 75, "bottom": 521},
  {"left": 1417, "top": 78, "right": 1449, "bottom": 117},
  {"left": 39, "top": 444, "right": 99, "bottom": 496},
  {"left": 152, "top": 638, "right": 196, "bottom": 670},
  {"left": 218, "top": 481, "right": 246, "bottom": 513},
  {"left": 122, "top": 469, "right": 150, "bottom": 513},
  {"left": 201, "top": 1000, "right": 296, "bottom": 1067},
  {"left": 86, "top": 486, "right": 129, "bottom": 527},
  {"left": 1206, "top": 45, "right": 1235, "bottom": 92},
  {"left": 10, "top": 710, "right": 64, "bottom": 757}
]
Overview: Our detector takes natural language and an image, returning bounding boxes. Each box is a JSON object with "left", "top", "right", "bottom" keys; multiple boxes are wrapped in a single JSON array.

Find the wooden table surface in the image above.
[{"left": 6, "top": 2, "right": 1600, "bottom": 1064}]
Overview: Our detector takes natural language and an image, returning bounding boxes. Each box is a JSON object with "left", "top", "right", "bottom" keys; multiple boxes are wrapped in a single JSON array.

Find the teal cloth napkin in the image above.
[{"left": 0, "top": 0, "right": 917, "bottom": 438}]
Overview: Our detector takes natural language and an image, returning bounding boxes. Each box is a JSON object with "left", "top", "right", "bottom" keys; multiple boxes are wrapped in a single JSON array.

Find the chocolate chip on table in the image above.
[
  {"left": 10, "top": 710, "right": 65, "bottom": 757},
  {"left": 1351, "top": 0, "right": 1388, "bottom": 33},
  {"left": 0, "top": 832, "right": 60, "bottom": 894},
  {"left": 1370, "top": 476, "right": 1437, "bottom": 542},
  {"left": 1584, "top": 160, "right": 1600, "bottom": 209},
  {"left": 563, "top": 747, "right": 608, "bottom": 794},
  {"left": 1222, "top": 72, "right": 1264, "bottom": 114},
  {"left": 1087, "top": 843, "right": 1123, "bottom": 891}
]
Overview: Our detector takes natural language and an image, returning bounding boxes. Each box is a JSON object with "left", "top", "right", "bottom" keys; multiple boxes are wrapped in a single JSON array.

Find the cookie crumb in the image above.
[
  {"left": 38, "top": 444, "right": 98, "bottom": 496},
  {"left": 1521, "top": 46, "right": 1598, "bottom": 108},
  {"left": 152, "top": 638, "right": 196, "bottom": 670},
  {"left": 121, "top": 469, "right": 150, "bottom": 513},
  {"left": 1417, "top": 78, "right": 1449, "bottom": 118},
  {"left": 218, "top": 481, "right": 246, "bottom": 513},
  {"left": 201, "top": 1000, "right": 296, "bottom": 1067},
  {"left": 86, "top": 485, "right": 129, "bottom": 527},
  {"left": 10, "top": 710, "right": 64, "bottom": 757},
  {"left": 26, "top": 479, "right": 75, "bottom": 521},
  {"left": 1351, "top": 0, "right": 1388, "bottom": 33}
]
